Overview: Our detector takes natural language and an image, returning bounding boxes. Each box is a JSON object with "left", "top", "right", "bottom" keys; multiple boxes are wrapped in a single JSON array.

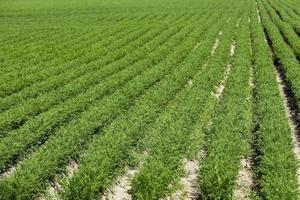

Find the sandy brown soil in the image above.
[
  {"left": 101, "top": 168, "right": 138, "bottom": 200},
  {"left": 233, "top": 158, "right": 253, "bottom": 200},
  {"left": 0, "top": 165, "right": 16, "bottom": 180}
]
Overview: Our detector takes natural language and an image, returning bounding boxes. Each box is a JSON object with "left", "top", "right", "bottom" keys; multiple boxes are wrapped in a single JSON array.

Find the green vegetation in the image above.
[
  {"left": 198, "top": 12, "right": 254, "bottom": 199},
  {"left": 1, "top": 0, "right": 300, "bottom": 199},
  {"left": 252, "top": 0, "right": 300, "bottom": 199}
]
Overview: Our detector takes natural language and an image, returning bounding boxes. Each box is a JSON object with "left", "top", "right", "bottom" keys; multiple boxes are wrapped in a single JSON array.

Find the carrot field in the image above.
[{"left": 0, "top": 0, "right": 300, "bottom": 199}]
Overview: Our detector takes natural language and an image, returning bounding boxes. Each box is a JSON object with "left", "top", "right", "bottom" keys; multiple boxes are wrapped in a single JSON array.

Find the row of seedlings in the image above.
[
  {"left": 198, "top": 13, "right": 253, "bottom": 199},
  {"left": 0, "top": 6, "right": 227, "bottom": 199},
  {"left": 0, "top": 16, "right": 196, "bottom": 135},
  {"left": 266, "top": 0, "right": 300, "bottom": 34},
  {"left": 257, "top": 0, "right": 300, "bottom": 130},
  {"left": 259, "top": 0, "right": 300, "bottom": 59},
  {"left": 64, "top": 4, "right": 235, "bottom": 199},
  {"left": 0, "top": 11, "right": 206, "bottom": 174},
  {"left": 0, "top": 24, "right": 153, "bottom": 97},
  {"left": 250, "top": 3, "right": 299, "bottom": 199},
  {"left": 130, "top": 4, "right": 244, "bottom": 199}
]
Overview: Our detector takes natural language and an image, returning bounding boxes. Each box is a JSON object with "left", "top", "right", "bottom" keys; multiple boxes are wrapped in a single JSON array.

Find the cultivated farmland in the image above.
[{"left": 0, "top": 0, "right": 300, "bottom": 199}]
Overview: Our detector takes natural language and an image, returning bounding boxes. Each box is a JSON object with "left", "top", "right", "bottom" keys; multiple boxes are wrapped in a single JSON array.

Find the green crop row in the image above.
[
  {"left": 0, "top": 21, "right": 193, "bottom": 134},
  {"left": 2, "top": 0, "right": 300, "bottom": 199},
  {"left": 0, "top": 12, "right": 183, "bottom": 93},
  {"left": 260, "top": 0, "right": 300, "bottom": 59},
  {"left": 0, "top": 26, "right": 141, "bottom": 103},
  {"left": 0, "top": 8, "right": 221, "bottom": 199},
  {"left": 275, "top": 0, "right": 300, "bottom": 22},
  {"left": 0, "top": 24, "right": 135, "bottom": 80},
  {"left": 257, "top": 0, "right": 300, "bottom": 123},
  {"left": 0, "top": 12, "right": 132, "bottom": 47},
  {"left": 0, "top": 18, "right": 136, "bottom": 75},
  {"left": 0, "top": 8, "right": 209, "bottom": 77},
  {"left": 0, "top": 11, "right": 176, "bottom": 78},
  {"left": 266, "top": 0, "right": 300, "bottom": 34},
  {"left": 0, "top": 27, "right": 157, "bottom": 134},
  {"left": 0, "top": 12, "right": 196, "bottom": 101},
  {"left": 65, "top": 5, "right": 233, "bottom": 199},
  {"left": 130, "top": 6, "right": 243, "bottom": 199},
  {"left": 278, "top": 0, "right": 300, "bottom": 16},
  {"left": 0, "top": 12, "right": 166, "bottom": 62},
  {"left": 0, "top": 12, "right": 201, "bottom": 173},
  {"left": 250, "top": 2, "right": 299, "bottom": 199},
  {"left": 198, "top": 12, "right": 253, "bottom": 199},
  {"left": 0, "top": 26, "right": 151, "bottom": 97}
]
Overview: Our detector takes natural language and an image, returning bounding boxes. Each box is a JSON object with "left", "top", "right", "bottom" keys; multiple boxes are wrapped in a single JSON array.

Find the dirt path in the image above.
[
  {"left": 39, "top": 181, "right": 62, "bottom": 200},
  {"left": 211, "top": 38, "right": 220, "bottom": 55},
  {"left": 101, "top": 168, "right": 139, "bottom": 200},
  {"left": 212, "top": 63, "right": 232, "bottom": 101},
  {"left": 37, "top": 159, "right": 78, "bottom": 200},
  {"left": 256, "top": 2, "right": 261, "bottom": 24},
  {"left": 101, "top": 152, "right": 147, "bottom": 200},
  {"left": 164, "top": 152, "right": 204, "bottom": 200},
  {"left": 65, "top": 159, "right": 79, "bottom": 178},
  {"left": 180, "top": 159, "right": 199, "bottom": 199},
  {"left": 233, "top": 157, "right": 253, "bottom": 200},
  {"left": 0, "top": 165, "right": 16, "bottom": 180}
]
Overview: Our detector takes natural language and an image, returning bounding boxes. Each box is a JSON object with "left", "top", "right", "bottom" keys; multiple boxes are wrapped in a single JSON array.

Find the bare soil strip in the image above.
[
  {"left": 210, "top": 31, "right": 223, "bottom": 56},
  {"left": 211, "top": 64, "right": 231, "bottom": 101},
  {"left": 164, "top": 150, "right": 206, "bottom": 200},
  {"left": 211, "top": 28, "right": 237, "bottom": 101},
  {"left": 164, "top": 160, "right": 199, "bottom": 200},
  {"left": 211, "top": 38, "right": 220, "bottom": 55},
  {"left": 192, "top": 42, "right": 201, "bottom": 52},
  {"left": 37, "top": 159, "right": 79, "bottom": 200},
  {"left": 194, "top": 30, "right": 223, "bottom": 53},
  {"left": 180, "top": 159, "right": 199, "bottom": 199},
  {"left": 65, "top": 159, "right": 79, "bottom": 178},
  {"left": 101, "top": 152, "right": 148, "bottom": 200},
  {"left": 255, "top": 4, "right": 267, "bottom": 45},
  {"left": 236, "top": 18, "right": 241, "bottom": 27},
  {"left": 101, "top": 168, "right": 139, "bottom": 200},
  {"left": 186, "top": 79, "right": 193, "bottom": 88},
  {"left": 249, "top": 41, "right": 254, "bottom": 90},
  {"left": 0, "top": 147, "right": 36, "bottom": 180},
  {"left": 230, "top": 43, "right": 235, "bottom": 56},
  {"left": 0, "top": 159, "right": 26, "bottom": 180},
  {"left": 256, "top": 3, "right": 261, "bottom": 24},
  {"left": 233, "top": 157, "right": 253, "bottom": 200},
  {"left": 0, "top": 165, "right": 16, "bottom": 180},
  {"left": 38, "top": 181, "right": 62, "bottom": 200},
  {"left": 259, "top": 4, "right": 300, "bottom": 189}
]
